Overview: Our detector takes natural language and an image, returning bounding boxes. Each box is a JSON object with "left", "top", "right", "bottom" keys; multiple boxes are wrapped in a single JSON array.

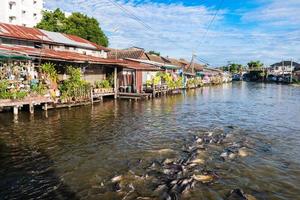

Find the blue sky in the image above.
[{"left": 45, "top": 0, "right": 300, "bottom": 66}]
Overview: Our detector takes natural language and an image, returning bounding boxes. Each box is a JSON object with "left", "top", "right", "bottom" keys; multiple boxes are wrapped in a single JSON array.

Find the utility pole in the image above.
[{"left": 290, "top": 59, "right": 293, "bottom": 83}]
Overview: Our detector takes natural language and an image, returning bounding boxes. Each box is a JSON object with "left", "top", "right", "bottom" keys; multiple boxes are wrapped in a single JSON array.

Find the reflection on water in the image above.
[{"left": 0, "top": 82, "right": 300, "bottom": 199}]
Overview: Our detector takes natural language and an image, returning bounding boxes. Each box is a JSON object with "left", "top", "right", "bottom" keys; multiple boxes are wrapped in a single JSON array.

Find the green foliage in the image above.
[
  {"left": 95, "top": 80, "right": 111, "bottom": 88},
  {"left": 59, "top": 66, "right": 91, "bottom": 100},
  {"left": 148, "top": 51, "right": 160, "bottom": 56},
  {"left": 31, "top": 82, "right": 47, "bottom": 95},
  {"left": 10, "top": 91, "right": 28, "bottom": 100},
  {"left": 36, "top": 9, "right": 66, "bottom": 32},
  {"left": 106, "top": 73, "right": 114, "bottom": 87},
  {"left": 0, "top": 81, "right": 28, "bottom": 100},
  {"left": 41, "top": 63, "right": 58, "bottom": 82},
  {"left": 228, "top": 63, "right": 243, "bottom": 73},
  {"left": 247, "top": 61, "right": 264, "bottom": 70},
  {"left": 0, "top": 80, "right": 9, "bottom": 99},
  {"left": 36, "top": 9, "right": 109, "bottom": 47},
  {"left": 175, "top": 77, "right": 183, "bottom": 88},
  {"left": 156, "top": 72, "right": 176, "bottom": 89}
]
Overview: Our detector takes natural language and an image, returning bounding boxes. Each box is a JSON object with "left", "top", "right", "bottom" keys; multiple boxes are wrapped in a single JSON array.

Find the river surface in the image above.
[{"left": 0, "top": 82, "right": 300, "bottom": 200}]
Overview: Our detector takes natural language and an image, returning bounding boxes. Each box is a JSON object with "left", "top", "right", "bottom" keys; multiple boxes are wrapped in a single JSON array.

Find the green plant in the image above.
[
  {"left": 107, "top": 73, "right": 114, "bottom": 87},
  {"left": 0, "top": 80, "right": 10, "bottom": 99},
  {"left": 59, "top": 66, "right": 91, "bottom": 101},
  {"left": 41, "top": 63, "right": 58, "bottom": 82},
  {"left": 94, "top": 79, "right": 111, "bottom": 89},
  {"left": 31, "top": 82, "right": 47, "bottom": 95},
  {"left": 11, "top": 91, "right": 28, "bottom": 100}
]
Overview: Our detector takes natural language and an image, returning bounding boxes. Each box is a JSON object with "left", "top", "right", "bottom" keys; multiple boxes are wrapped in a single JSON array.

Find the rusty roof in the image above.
[
  {"left": 0, "top": 45, "right": 120, "bottom": 64},
  {"left": 0, "top": 23, "right": 107, "bottom": 51},
  {"left": 121, "top": 60, "right": 162, "bottom": 71}
]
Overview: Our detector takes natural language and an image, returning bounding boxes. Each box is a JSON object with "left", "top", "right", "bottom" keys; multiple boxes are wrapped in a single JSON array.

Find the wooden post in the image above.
[
  {"left": 90, "top": 88, "right": 94, "bottom": 104},
  {"left": 114, "top": 66, "right": 117, "bottom": 99},
  {"left": 44, "top": 103, "right": 48, "bottom": 111},
  {"left": 152, "top": 83, "right": 155, "bottom": 98},
  {"left": 13, "top": 106, "right": 18, "bottom": 115},
  {"left": 29, "top": 104, "right": 34, "bottom": 114}
]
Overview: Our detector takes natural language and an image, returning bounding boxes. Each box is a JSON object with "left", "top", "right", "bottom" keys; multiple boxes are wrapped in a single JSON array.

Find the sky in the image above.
[{"left": 44, "top": 0, "right": 300, "bottom": 66}]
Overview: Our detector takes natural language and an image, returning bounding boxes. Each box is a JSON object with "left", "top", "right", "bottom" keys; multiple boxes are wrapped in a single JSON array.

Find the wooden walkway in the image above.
[
  {"left": 0, "top": 96, "right": 53, "bottom": 115},
  {"left": 118, "top": 92, "right": 152, "bottom": 100}
]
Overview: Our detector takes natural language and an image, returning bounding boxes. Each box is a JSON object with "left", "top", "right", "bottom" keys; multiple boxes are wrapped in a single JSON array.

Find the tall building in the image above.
[{"left": 0, "top": 0, "right": 44, "bottom": 27}]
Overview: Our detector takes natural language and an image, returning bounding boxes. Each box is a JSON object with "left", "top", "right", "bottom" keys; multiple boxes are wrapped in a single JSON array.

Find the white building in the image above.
[{"left": 0, "top": 0, "right": 44, "bottom": 27}]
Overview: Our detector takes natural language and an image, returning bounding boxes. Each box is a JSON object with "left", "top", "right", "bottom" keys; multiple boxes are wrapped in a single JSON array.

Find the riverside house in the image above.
[
  {"left": 108, "top": 47, "right": 163, "bottom": 94},
  {"left": 0, "top": 23, "right": 156, "bottom": 100},
  {"left": 0, "top": 23, "right": 158, "bottom": 113}
]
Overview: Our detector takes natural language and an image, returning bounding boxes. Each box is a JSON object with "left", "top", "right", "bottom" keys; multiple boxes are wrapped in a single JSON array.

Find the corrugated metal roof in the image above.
[
  {"left": 41, "top": 30, "right": 96, "bottom": 49},
  {"left": 0, "top": 23, "right": 107, "bottom": 51}
]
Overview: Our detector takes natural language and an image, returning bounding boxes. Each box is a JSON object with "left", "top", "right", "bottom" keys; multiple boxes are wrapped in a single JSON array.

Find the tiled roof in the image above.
[
  {"left": 107, "top": 48, "right": 145, "bottom": 59},
  {"left": 0, "top": 23, "right": 107, "bottom": 51},
  {"left": 145, "top": 53, "right": 169, "bottom": 64}
]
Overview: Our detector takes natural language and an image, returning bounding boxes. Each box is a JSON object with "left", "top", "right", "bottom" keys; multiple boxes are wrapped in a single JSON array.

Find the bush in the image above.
[
  {"left": 59, "top": 66, "right": 91, "bottom": 101},
  {"left": 41, "top": 63, "right": 58, "bottom": 82},
  {"left": 94, "top": 80, "right": 111, "bottom": 88},
  {"left": 31, "top": 82, "right": 47, "bottom": 95}
]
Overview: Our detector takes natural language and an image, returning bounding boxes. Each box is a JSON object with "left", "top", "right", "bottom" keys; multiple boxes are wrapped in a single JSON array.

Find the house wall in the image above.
[
  {"left": 142, "top": 71, "right": 157, "bottom": 84},
  {"left": 83, "top": 65, "right": 107, "bottom": 85},
  {"left": 136, "top": 71, "right": 143, "bottom": 93}
]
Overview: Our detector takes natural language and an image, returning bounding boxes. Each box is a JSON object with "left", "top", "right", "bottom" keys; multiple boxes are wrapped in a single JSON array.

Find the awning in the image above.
[
  {"left": 162, "top": 64, "right": 179, "bottom": 70},
  {"left": 0, "top": 50, "right": 32, "bottom": 61}
]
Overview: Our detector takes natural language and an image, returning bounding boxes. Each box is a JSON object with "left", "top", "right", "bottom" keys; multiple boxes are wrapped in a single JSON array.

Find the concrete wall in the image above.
[{"left": 0, "top": 0, "right": 43, "bottom": 27}]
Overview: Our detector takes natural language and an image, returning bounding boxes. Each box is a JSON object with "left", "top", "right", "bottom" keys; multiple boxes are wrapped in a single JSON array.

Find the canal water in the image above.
[{"left": 0, "top": 82, "right": 299, "bottom": 200}]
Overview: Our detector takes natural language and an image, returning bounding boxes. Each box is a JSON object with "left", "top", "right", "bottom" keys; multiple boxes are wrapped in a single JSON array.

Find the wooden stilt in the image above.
[
  {"left": 13, "top": 106, "right": 18, "bottom": 115},
  {"left": 90, "top": 88, "right": 94, "bottom": 104},
  {"left": 44, "top": 103, "right": 48, "bottom": 111},
  {"left": 29, "top": 104, "right": 34, "bottom": 114},
  {"left": 114, "top": 67, "right": 118, "bottom": 99}
]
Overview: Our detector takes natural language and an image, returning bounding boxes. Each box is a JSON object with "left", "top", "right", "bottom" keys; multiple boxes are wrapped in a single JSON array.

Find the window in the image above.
[
  {"left": 9, "top": 16, "right": 16, "bottom": 23},
  {"left": 22, "top": 10, "right": 26, "bottom": 14},
  {"left": 34, "top": 43, "right": 42, "bottom": 49}
]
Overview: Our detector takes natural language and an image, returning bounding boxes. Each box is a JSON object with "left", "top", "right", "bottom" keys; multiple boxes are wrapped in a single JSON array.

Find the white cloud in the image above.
[{"left": 44, "top": 0, "right": 300, "bottom": 66}]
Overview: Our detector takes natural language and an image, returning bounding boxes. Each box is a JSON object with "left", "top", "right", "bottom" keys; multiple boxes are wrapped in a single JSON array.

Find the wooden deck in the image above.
[
  {"left": 118, "top": 92, "right": 152, "bottom": 100},
  {"left": 0, "top": 96, "right": 52, "bottom": 107},
  {"left": 0, "top": 96, "right": 53, "bottom": 115}
]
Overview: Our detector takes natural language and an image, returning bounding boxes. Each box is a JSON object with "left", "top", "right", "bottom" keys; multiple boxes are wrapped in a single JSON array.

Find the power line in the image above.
[
  {"left": 200, "top": 0, "right": 224, "bottom": 44},
  {"left": 105, "top": 0, "right": 153, "bottom": 30},
  {"left": 102, "top": 0, "right": 213, "bottom": 65}
]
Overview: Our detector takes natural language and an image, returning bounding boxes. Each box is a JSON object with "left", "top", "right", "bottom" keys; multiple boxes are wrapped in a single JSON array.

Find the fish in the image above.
[
  {"left": 190, "top": 158, "right": 205, "bottom": 165},
  {"left": 238, "top": 147, "right": 249, "bottom": 157},
  {"left": 155, "top": 149, "right": 175, "bottom": 154},
  {"left": 111, "top": 175, "right": 123, "bottom": 183},
  {"left": 192, "top": 174, "right": 214, "bottom": 183},
  {"left": 229, "top": 153, "right": 236, "bottom": 159}
]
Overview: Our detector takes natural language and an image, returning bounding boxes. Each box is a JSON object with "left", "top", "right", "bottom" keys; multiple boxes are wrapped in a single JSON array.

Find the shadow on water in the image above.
[{"left": 0, "top": 137, "right": 79, "bottom": 200}]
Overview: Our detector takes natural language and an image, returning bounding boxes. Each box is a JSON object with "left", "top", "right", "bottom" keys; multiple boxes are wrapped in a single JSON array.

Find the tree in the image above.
[
  {"left": 66, "top": 12, "right": 109, "bottom": 47},
  {"left": 36, "top": 9, "right": 66, "bottom": 32},
  {"left": 227, "top": 63, "right": 243, "bottom": 73},
  {"left": 148, "top": 51, "right": 160, "bottom": 56},
  {"left": 36, "top": 9, "right": 109, "bottom": 47},
  {"left": 247, "top": 61, "right": 264, "bottom": 70}
]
